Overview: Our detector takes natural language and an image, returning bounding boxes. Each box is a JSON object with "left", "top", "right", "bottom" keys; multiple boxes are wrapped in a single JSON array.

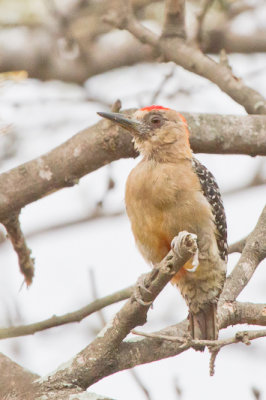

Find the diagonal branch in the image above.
[
  {"left": 0, "top": 286, "right": 132, "bottom": 340},
  {"left": 221, "top": 206, "right": 266, "bottom": 302},
  {"left": 0, "top": 352, "right": 39, "bottom": 400},
  {"left": 36, "top": 231, "right": 197, "bottom": 391},
  {"left": 107, "top": 0, "right": 266, "bottom": 114},
  {"left": 88, "top": 299, "right": 266, "bottom": 380}
]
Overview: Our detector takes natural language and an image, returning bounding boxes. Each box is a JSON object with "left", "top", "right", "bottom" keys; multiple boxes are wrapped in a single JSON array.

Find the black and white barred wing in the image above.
[{"left": 192, "top": 157, "right": 228, "bottom": 262}]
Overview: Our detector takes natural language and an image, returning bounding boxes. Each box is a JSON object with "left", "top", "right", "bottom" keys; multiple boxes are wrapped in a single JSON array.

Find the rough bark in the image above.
[{"left": 0, "top": 112, "right": 265, "bottom": 222}]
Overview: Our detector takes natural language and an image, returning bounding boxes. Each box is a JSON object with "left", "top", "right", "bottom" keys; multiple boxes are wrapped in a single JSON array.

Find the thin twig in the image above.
[
  {"left": 130, "top": 368, "right": 153, "bottom": 400},
  {"left": 108, "top": 0, "right": 266, "bottom": 114},
  {"left": 0, "top": 209, "right": 124, "bottom": 245},
  {"left": 2, "top": 213, "right": 34, "bottom": 286},
  {"left": 89, "top": 269, "right": 107, "bottom": 328},
  {"left": 131, "top": 328, "right": 266, "bottom": 349},
  {"left": 195, "top": 0, "right": 215, "bottom": 45},
  {"left": 209, "top": 347, "right": 219, "bottom": 376},
  {"left": 0, "top": 286, "right": 133, "bottom": 340},
  {"left": 228, "top": 237, "right": 247, "bottom": 254},
  {"left": 150, "top": 65, "right": 175, "bottom": 104}
]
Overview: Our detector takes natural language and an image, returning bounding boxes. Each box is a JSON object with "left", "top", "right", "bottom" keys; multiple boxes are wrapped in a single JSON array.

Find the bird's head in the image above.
[{"left": 97, "top": 105, "right": 192, "bottom": 161}]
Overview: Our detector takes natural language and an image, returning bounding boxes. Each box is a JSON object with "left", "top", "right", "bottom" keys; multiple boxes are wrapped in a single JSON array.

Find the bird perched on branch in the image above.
[{"left": 98, "top": 105, "right": 227, "bottom": 340}]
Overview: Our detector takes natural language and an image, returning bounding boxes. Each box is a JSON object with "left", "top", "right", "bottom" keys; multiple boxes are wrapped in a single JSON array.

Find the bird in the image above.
[{"left": 97, "top": 105, "right": 228, "bottom": 340}]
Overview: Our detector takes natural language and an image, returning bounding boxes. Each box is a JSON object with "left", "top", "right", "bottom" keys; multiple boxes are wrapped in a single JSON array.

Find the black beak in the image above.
[{"left": 97, "top": 111, "right": 141, "bottom": 133}]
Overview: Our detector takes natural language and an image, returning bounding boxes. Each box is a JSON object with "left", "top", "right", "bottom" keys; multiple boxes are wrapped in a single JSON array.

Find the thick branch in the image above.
[
  {"left": 219, "top": 301, "right": 266, "bottom": 329},
  {"left": 0, "top": 286, "right": 132, "bottom": 340},
  {"left": 222, "top": 206, "right": 266, "bottom": 302},
  {"left": 0, "top": 354, "right": 115, "bottom": 400},
  {"left": 87, "top": 299, "right": 266, "bottom": 379},
  {"left": 36, "top": 232, "right": 197, "bottom": 391},
  {"left": 0, "top": 112, "right": 265, "bottom": 222},
  {"left": 0, "top": 352, "right": 39, "bottom": 400}
]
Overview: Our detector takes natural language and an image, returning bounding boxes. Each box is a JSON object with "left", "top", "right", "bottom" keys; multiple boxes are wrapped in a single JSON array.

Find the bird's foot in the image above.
[
  {"left": 171, "top": 231, "right": 199, "bottom": 272},
  {"left": 133, "top": 274, "right": 153, "bottom": 306},
  {"left": 171, "top": 231, "right": 198, "bottom": 257}
]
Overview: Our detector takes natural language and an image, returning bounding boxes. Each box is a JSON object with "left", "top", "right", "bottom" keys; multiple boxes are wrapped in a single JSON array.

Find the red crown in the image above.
[
  {"left": 140, "top": 105, "right": 171, "bottom": 112},
  {"left": 139, "top": 105, "right": 189, "bottom": 134}
]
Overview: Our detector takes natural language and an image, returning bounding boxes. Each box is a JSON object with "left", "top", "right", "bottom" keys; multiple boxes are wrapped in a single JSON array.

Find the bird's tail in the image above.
[{"left": 189, "top": 303, "right": 218, "bottom": 340}]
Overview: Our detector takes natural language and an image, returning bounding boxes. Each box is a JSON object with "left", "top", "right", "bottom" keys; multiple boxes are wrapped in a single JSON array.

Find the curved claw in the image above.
[
  {"left": 135, "top": 297, "right": 153, "bottom": 306},
  {"left": 133, "top": 274, "right": 153, "bottom": 306}
]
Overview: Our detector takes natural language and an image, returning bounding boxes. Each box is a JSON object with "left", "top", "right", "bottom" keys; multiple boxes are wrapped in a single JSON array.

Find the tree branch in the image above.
[
  {"left": 0, "top": 112, "right": 265, "bottom": 223},
  {"left": 0, "top": 352, "right": 38, "bottom": 400},
  {"left": 35, "top": 231, "right": 197, "bottom": 391},
  {"left": 108, "top": 0, "right": 266, "bottom": 114},
  {"left": 132, "top": 327, "right": 266, "bottom": 349},
  {"left": 0, "top": 285, "right": 132, "bottom": 340},
  {"left": 2, "top": 212, "right": 34, "bottom": 285},
  {"left": 219, "top": 301, "right": 266, "bottom": 330},
  {"left": 161, "top": 0, "right": 186, "bottom": 39},
  {"left": 0, "top": 351, "right": 117, "bottom": 400},
  {"left": 222, "top": 206, "right": 266, "bottom": 302},
  {"left": 194, "top": 0, "right": 214, "bottom": 45},
  {"left": 228, "top": 237, "right": 247, "bottom": 254},
  {"left": 87, "top": 299, "right": 266, "bottom": 379}
]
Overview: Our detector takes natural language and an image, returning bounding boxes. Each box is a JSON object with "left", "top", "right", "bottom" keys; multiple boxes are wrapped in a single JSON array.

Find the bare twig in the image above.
[
  {"left": 108, "top": 0, "right": 266, "bottom": 114},
  {"left": 209, "top": 348, "right": 219, "bottom": 376},
  {"left": 2, "top": 213, "right": 34, "bottom": 285},
  {"left": 228, "top": 237, "right": 247, "bottom": 254},
  {"left": 194, "top": 0, "right": 215, "bottom": 45},
  {"left": 251, "top": 386, "right": 262, "bottom": 400},
  {"left": 89, "top": 269, "right": 107, "bottom": 328},
  {"left": 130, "top": 368, "right": 153, "bottom": 400},
  {"left": 0, "top": 286, "right": 132, "bottom": 340},
  {"left": 150, "top": 65, "right": 175, "bottom": 104},
  {"left": 131, "top": 328, "right": 266, "bottom": 349}
]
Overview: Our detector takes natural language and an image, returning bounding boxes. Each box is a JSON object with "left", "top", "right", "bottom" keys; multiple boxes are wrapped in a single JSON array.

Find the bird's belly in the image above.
[{"left": 128, "top": 197, "right": 199, "bottom": 265}]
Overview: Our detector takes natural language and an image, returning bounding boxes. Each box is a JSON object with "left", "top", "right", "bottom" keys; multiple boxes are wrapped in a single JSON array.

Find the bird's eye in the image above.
[{"left": 150, "top": 117, "right": 161, "bottom": 125}]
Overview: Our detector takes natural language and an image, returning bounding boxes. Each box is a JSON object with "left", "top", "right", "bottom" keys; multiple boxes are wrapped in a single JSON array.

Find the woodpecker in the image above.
[{"left": 98, "top": 105, "right": 227, "bottom": 340}]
